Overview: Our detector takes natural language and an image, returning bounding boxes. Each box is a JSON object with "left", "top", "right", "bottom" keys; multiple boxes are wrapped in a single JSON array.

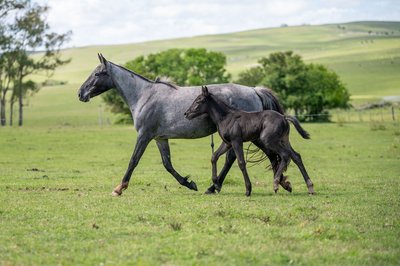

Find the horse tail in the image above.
[
  {"left": 284, "top": 115, "right": 310, "bottom": 139},
  {"left": 249, "top": 86, "right": 285, "bottom": 171},
  {"left": 254, "top": 86, "right": 284, "bottom": 115}
]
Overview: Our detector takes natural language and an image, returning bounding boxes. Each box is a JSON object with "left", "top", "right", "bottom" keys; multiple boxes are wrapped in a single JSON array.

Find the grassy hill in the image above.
[{"left": 24, "top": 21, "right": 400, "bottom": 122}]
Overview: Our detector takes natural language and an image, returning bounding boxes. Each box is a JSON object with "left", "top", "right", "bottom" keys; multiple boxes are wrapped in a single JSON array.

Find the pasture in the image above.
[{"left": 1, "top": 121, "right": 399, "bottom": 265}]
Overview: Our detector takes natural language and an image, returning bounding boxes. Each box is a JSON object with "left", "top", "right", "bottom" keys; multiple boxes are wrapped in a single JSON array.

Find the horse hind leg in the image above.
[
  {"left": 252, "top": 139, "right": 292, "bottom": 193},
  {"left": 156, "top": 139, "right": 198, "bottom": 191},
  {"left": 290, "top": 146, "right": 314, "bottom": 195},
  {"left": 267, "top": 142, "right": 290, "bottom": 194}
]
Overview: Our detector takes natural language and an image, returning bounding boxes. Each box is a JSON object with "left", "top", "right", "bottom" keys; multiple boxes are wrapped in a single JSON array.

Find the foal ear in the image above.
[{"left": 202, "top": 86, "right": 209, "bottom": 96}]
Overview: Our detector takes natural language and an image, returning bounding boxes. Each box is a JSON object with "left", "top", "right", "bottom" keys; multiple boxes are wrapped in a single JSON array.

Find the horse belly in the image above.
[{"left": 156, "top": 116, "right": 217, "bottom": 139}]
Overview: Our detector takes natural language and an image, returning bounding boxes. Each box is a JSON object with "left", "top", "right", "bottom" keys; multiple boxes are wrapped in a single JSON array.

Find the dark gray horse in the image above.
[
  {"left": 185, "top": 86, "right": 314, "bottom": 196},
  {"left": 78, "top": 54, "right": 287, "bottom": 196}
]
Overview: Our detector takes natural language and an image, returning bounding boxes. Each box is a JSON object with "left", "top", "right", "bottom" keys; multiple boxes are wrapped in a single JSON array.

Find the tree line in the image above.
[
  {"left": 103, "top": 49, "right": 350, "bottom": 122},
  {"left": 0, "top": 0, "right": 71, "bottom": 126}
]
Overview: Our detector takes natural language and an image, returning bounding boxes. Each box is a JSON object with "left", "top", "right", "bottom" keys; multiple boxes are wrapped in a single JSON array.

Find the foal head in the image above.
[
  {"left": 78, "top": 54, "right": 115, "bottom": 102},
  {"left": 184, "top": 86, "right": 210, "bottom": 120}
]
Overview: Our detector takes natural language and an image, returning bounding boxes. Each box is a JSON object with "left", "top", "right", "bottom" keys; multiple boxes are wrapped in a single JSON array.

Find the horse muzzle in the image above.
[{"left": 78, "top": 87, "right": 91, "bottom": 102}]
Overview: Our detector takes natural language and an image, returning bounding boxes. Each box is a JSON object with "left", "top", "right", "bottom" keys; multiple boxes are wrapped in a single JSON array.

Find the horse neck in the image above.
[
  {"left": 109, "top": 62, "right": 151, "bottom": 110},
  {"left": 206, "top": 95, "right": 232, "bottom": 124}
]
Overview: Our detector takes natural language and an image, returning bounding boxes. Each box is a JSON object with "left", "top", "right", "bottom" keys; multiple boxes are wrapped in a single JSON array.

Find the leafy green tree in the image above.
[
  {"left": 0, "top": 0, "right": 26, "bottom": 126},
  {"left": 9, "top": 2, "right": 71, "bottom": 126},
  {"left": 236, "top": 51, "right": 350, "bottom": 121},
  {"left": 103, "top": 48, "right": 231, "bottom": 121}
]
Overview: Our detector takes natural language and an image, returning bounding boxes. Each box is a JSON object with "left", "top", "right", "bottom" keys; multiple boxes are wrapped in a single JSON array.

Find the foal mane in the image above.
[{"left": 110, "top": 62, "right": 178, "bottom": 90}]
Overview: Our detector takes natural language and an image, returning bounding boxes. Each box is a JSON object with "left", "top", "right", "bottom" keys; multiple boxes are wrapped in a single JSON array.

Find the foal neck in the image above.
[{"left": 206, "top": 95, "right": 233, "bottom": 124}]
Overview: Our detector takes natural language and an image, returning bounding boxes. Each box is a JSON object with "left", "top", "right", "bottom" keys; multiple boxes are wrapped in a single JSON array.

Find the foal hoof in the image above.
[
  {"left": 189, "top": 181, "right": 198, "bottom": 191},
  {"left": 245, "top": 191, "right": 251, "bottom": 197},
  {"left": 204, "top": 189, "right": 215, "bottom": 194},
  {"left": 204, "top": 185, "right": 216, "bottom": 194}
]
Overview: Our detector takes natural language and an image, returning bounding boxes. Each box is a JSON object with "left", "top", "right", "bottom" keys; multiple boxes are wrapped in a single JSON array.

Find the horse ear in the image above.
[
  {"left": 202, "top": 86, "right": 209, "bottom": 96},
  {"left": 98, "top": 53, "right": 102, "bottom": 63},
  {"left": 99, "top": 54, "right": 107, "bottom": 66}
]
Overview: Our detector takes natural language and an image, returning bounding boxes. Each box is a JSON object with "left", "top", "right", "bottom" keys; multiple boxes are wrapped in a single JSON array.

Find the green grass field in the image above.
[{"left": 1, "top": 121, "right": 399, "bottom": 265}]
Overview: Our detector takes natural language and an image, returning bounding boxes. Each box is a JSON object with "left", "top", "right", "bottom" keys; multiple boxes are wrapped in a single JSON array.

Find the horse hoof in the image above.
[
  {"left": 111, "top": 191, "right": 121, "bottom": 196},
  {"left": 190, "top": 181, "right": 198, "bottom": 191},
  {"left": 287, "top": 185, "right": 292, "bottom": 193},
  {"left": 204, "top": 189, "right": 215, "bottom": 194},
  {"left": 245, "top": 191, "right": 251, "bottom": 197}
]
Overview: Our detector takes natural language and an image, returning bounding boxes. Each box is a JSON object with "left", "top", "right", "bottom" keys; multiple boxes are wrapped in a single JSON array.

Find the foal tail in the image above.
[{"left": 284, "top": 115, "right": 310, "bottom": 139}]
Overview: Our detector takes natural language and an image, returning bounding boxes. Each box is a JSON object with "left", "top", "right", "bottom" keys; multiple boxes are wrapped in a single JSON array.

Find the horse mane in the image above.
[
  {"left": 110, "top": 62, "right": 178, "bottom": 90},
  {"left": 154, "top": 76, "right": 178, "bottom": 89}
]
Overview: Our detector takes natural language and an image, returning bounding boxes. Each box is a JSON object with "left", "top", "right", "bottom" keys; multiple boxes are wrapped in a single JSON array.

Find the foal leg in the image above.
[
  {"left": 290, "top": 146, "right": 314, "bottom": 195},
  {"left": 231, "top": 140, "right": 252, "bottom": 197},
  {"left": 210, "top": 142, "right": 232, "bottom": 193},
  {"left": 205, "top": 148, "right": 236, "bottom": 194},
  {"left": 252, "top": 140, "right": 292, "bottom": 193},
  {"left": 112, "top": 133, "right": 152, "bottom": 196},
  {"left": 156, "top": 139, "right": 198, "bottom": 191},
  {"left": 268, "top": 144, "right": 290, "bottom": 194}
]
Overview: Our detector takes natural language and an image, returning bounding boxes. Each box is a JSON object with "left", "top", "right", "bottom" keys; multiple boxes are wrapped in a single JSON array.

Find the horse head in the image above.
[
  {"left": 184, "top": 86, "right": 210, "bottom": 120},
  {"left": 78, "top": 54, "right": 115, "bottom": 102}
]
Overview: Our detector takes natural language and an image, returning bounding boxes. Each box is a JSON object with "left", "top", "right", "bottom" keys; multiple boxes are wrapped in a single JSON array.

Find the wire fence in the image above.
[{"left": 0, "top": 106, "right": 398, "bottom": 127}]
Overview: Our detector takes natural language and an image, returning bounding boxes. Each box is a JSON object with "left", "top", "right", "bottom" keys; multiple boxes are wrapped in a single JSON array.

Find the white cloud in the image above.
[{"left": 35, "top": 0, "right": 399, "bottom": 48}]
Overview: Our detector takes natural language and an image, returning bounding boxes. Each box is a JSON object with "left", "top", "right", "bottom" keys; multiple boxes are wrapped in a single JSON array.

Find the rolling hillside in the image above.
[{"left": 24, "top": 21, "right": 400, "bottom": 121}]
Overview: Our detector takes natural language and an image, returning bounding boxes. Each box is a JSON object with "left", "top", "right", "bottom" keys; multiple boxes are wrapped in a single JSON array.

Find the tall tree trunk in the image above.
[
  {"left": 0, "top": 95, "right": 5, "bottom": 126},
  {"left": 18, "top": 93, "right": 23, "bottom": 126},
  {"left": 18, "top": 76, "right": 23, "bottom": 126},
  {"left": 10, "top": 101, "right": 14, "bottom": 126}
]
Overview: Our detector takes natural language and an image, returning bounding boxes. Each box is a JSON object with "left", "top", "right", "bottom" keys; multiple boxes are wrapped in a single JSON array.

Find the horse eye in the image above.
[{"left": 95, "top": 73, "right": 100, "bottom": 77}]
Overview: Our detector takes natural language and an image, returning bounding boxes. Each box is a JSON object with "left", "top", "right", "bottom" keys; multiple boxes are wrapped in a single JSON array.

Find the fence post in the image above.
[
  {"left": 99, "top": 105, "right": 103, "bottom": 125},
  {"left": 392, "top": 106, "right": 395, "bottom": 121}
]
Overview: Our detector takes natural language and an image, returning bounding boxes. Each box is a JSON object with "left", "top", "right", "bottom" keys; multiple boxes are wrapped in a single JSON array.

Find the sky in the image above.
[{"left": 35, "top": 0, "right": 400, "bottom": 48}]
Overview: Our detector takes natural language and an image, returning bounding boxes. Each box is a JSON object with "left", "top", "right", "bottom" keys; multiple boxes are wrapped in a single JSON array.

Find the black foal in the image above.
[{"left": 184, "top": 86, "right": 314, "bottom": 196}]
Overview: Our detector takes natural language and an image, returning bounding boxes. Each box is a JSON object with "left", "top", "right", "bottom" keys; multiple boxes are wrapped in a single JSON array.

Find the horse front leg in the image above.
[
  {"left": 205, "top": 148, "right": 236, "bottom": 194},
  {"left": 231, "top": 140, "right": 252, "bottom": 197},
  {"left": 111, "top": 133, "right": 152, "bottom": 196},
  {"left": 155, "top": 139, "right": 197, "bottom": 191},
  {"left": 210, "top": 142, "right": 232, "bottom": 193},
  {"left": 290, "top": 146, "right": 314, "bottom": 195}
]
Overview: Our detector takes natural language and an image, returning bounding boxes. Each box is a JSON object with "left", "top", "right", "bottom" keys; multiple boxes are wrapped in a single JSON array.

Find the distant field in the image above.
[
  {"left": 21, "top": 21, "right": 400, "bottom": 121},
  {"left": 0, "top": 121, "right": 399, "bottom": 265}
]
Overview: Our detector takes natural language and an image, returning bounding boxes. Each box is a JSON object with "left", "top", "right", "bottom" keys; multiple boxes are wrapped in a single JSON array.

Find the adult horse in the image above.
[{"left": 78, "top": 54, "right": 286, "bottom": 196}]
